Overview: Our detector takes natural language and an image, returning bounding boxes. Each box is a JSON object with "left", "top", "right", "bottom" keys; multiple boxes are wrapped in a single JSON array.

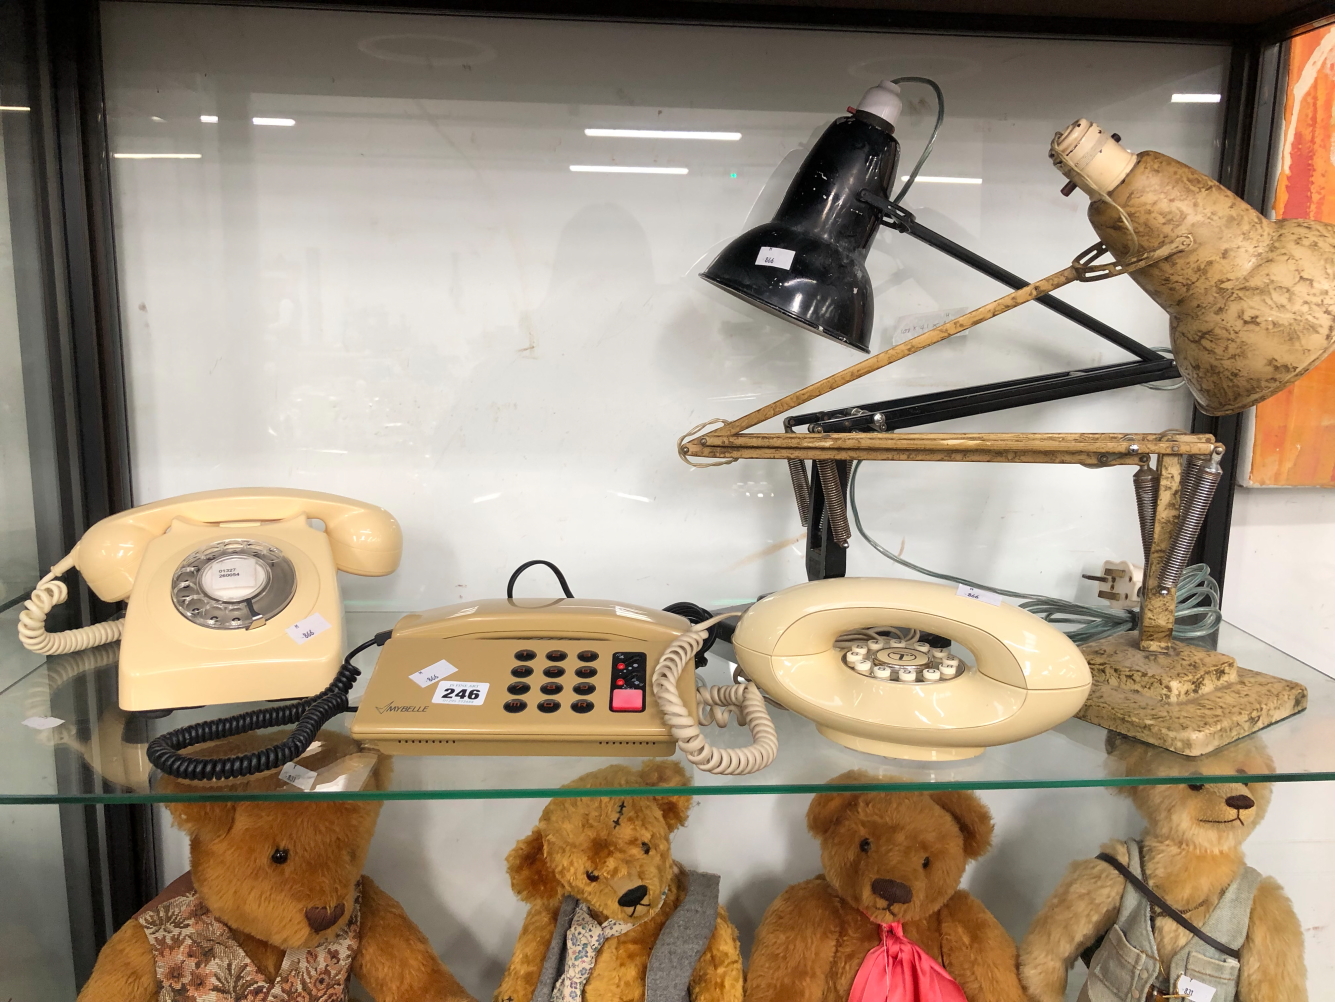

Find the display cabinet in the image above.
[{"left": 3, "top": 0, "right": 1333, "bottom": 999}]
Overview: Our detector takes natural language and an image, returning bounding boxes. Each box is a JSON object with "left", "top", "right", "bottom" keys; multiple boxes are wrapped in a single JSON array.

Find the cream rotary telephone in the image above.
[
  {"left": 653, "top": 577, "right": 1091, "bottom": 771},
  {"left": 18, "top": 488, "right": 401, "bottom": 712}
]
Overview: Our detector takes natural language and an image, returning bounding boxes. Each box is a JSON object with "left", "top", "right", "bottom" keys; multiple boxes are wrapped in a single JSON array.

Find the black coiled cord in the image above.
[
  {"left": 662, "top": 601, "right": 720, "bottom": 667},
  {"left": 145, "top": 630, "right": 393, "bottom": 782}
]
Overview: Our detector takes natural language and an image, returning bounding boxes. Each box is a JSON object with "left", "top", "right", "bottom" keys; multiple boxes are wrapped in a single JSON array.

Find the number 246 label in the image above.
[{"left": 432, "top": 680, "right": 489, "bottom": 706}]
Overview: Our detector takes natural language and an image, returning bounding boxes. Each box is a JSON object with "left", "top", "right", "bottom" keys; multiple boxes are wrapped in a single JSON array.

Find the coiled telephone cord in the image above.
[
  {"left": 17, "top": 554, "right": 125, "bottom": 656},
  {"left": 651, "top": 613, "right": 777, "bottom": 776}
]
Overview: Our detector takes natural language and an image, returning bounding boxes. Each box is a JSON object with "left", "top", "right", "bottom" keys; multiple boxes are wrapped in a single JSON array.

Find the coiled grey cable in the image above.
[
  {"left": 651, "top": 613, "right": 778, "bottom": 776},
  {"left": 18, "top": 553, "right": 124, "bottom": 656},
  {"left": 847, "top": 461, "right": 1222, "bottom": 644}
]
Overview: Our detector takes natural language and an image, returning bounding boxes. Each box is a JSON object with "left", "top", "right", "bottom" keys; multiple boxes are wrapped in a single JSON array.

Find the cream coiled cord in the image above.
[
  {"left": 17, "top": 553, "right": 124, "bottom": 656},
  {"left": 651, "top": 613, "right": 778, "bottom": 776}
]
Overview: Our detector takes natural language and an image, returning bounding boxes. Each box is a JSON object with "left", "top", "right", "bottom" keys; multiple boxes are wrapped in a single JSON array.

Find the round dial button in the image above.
[
  {"left": 507, "top": 681, "right": 531, "bottom": 695},
  {"left": 546, "top": 650, "right": 567, "bottom": 662},
  {"left": 514, "top": 649, "right": 537, "bottom": 662},
  {"left": 574, "top": 666, "right": 597, "bottom": 678},
  {"left": 511, "top": 665, "right": 534, "bottom": 678},
  {"left": 540, "top": 681, "right": 563, "bottom": 695},
  {"left": 577, "top": 650, "right": 599, "bottom": 662},
  {"left": 543, "top": 665, "right": 566, "bottom": 678},
  {"left": 573, "top": 681, "right": 595, "bottom": 695},
  {"left": 537, "top": 699, "right": 561, "bottom": 713},
  {"left": 571, "top": 699, "right": 594, "bottom": 714},
  {"left": 503, "top": 699, "right": 527, "bottom": 713}
]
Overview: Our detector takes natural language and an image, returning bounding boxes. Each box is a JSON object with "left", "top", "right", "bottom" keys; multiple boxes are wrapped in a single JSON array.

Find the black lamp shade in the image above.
[{"left": 701, "top": 112, "right": 901, "bottom": 352}]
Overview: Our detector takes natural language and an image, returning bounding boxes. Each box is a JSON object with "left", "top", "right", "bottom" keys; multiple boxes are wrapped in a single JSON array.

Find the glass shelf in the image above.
[{"left": 2, "top": 613, "right": 1331, "bottom": 804}]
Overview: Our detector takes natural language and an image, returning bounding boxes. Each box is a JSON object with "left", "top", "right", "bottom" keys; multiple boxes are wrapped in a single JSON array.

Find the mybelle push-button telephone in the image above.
[
  {"left": 350, "top": 598, "right": 699, "bottom": 756},
  {"left": 18, "top": 488, "right": 401, "bottom": 712}
]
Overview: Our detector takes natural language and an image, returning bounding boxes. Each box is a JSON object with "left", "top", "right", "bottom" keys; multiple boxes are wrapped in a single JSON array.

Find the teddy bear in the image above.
[
  {"left": 744, "top": 771, "right": 1024, "bottom": 1002},
  {"left": 1019, "top": 735, "right": 1306, "bottom": 1002},
  {"left": 494, "top": 759, "right": 743, "bottom": 1002},
  {"left": 77, "top": 730, "right": 476, "bottom": 1002}
]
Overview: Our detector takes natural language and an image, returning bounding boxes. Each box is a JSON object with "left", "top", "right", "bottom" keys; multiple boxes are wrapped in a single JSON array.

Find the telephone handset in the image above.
[{"left": 18, "top": 488, "right": 401, "bottom": 711}]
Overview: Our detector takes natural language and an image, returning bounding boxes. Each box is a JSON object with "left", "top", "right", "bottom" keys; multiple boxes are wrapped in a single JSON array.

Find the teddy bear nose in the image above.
[
  {"left": 1225, "top": 794, "right": 1255, "bottom": 811},
  {"left": 304, "top": 903, "right": 345, "bottom": 933},
  {"left": 617, "top": 885, "right": 649, "bottom": 908},
  {"left": 871, "top": 878, "right": 913, "bottom": 905}
]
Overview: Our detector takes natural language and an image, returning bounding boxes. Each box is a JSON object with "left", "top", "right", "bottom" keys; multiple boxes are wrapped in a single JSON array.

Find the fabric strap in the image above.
[
  {"left": 1094, "top": 852, "right": 1241, "bottom": 960},
  {"left": 848, "top": 921, "right": 968, "bottom": 1002}
]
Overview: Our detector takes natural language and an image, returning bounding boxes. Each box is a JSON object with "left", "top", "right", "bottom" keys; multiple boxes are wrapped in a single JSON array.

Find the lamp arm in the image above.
[{"left": 859, "top": 190, "right": 1162, "bottom": 364}]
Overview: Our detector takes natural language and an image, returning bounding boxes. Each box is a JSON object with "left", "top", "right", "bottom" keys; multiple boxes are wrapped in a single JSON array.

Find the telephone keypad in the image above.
[
  {"left": 546, "top": 650, "right": 567, "bottom": 662},
  {"left": 573, "top": 681, "right": 595, "bottom": 695},
  {"left": 609, "top": 652, "right": 647, "bottom": 713},
  {"left": 571, "top": 699, "right": 595, "bottom": 714},
  {"left": 507, "top": 681, "right": 531, "bottom": 695},
  {"left": 540, "top": 681, "right": 563, "bottom": 695},
  {"left": 504, "top": 699, "right": 527, "bottom": 713},
  {"left": 511, "top": 665, "right": 534, "bottom": 678},
  {"left": 574, "top": 666, "right": 597, "bottom": 678},
  {"left": 537, "top": 699, "right": 561, "bottom": 713},
  {"left": 542, "top": 665, "right": 565, "bottom": 678}
]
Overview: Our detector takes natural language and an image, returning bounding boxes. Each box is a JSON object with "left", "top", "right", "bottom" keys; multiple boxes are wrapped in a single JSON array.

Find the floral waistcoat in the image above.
[{"left": 137, "top": 879, "right": 360, "bottom": 1002}]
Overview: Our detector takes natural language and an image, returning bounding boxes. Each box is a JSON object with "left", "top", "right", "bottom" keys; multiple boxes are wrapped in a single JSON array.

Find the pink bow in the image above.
[{"left": 848, "top": 921, "right": 968, "bottom": 1002}]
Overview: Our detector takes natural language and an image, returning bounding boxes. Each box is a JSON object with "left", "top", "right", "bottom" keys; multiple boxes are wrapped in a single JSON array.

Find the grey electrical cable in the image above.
[
  {"left": 889, "top": 76, "right": 945, "bottom": 205},
  {"left": 847, "top": 461, "right": 1222, "bottom": 644}
]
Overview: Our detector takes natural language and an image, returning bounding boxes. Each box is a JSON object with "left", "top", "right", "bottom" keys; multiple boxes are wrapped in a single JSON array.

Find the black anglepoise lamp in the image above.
[{"left": 701, "top": 81, "right": 905, "bottom": 352}]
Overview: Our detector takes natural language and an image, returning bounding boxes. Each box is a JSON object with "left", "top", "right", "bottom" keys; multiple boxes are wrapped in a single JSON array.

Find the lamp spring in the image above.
[
  {"left": 815, "top": 460, "right": 851, "bottom": 548},
  {"left": 787, "top": 460, "right": 811, "bottom": 527},
  {"left": 1131, "top": 463, "right": 1159, "bottom": 566},
  {"left": 1156, "top": 452, "right": 1222, "bottom": 595}
]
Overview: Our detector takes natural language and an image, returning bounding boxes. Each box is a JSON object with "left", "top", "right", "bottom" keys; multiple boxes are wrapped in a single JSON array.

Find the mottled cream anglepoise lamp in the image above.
[{"left": 683, "top": 119, "right": 1335, "bottom": 754}]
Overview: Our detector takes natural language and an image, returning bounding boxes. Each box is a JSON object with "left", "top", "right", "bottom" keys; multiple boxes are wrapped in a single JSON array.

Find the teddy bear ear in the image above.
[
  {"left": 506, "top": 828, "right": 561, "bottom": 903},
  {"left": 928, "top": 790, "right": 994, "bottom": 859},
  {"left": 638, "top": 759, "right": 692, "bottom": 831},
  {"left": 166, "top": 802, "right": 237, "bottom": 843},
  {"left": 806, "top": 791, "right": 861, "bottom": 839}
]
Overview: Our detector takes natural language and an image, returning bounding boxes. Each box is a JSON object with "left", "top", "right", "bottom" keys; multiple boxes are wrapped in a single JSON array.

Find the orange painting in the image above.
[{"left": 1249, "top": 26, "right": 1335, "bottom": 486}]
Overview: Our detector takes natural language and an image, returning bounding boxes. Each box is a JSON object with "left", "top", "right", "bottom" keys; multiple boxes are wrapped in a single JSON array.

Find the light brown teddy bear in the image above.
[
  {"left": 495, "top": 759, "right": 743, "bottom": 1002},
  {"left": 745, "top": 771, "right": 1024, "bottom": 1002},
  {"left": 1020, "top": 735, "right": 1305, "bottom": 1002},
  {"left": 77, "top": 731, "right": 475, "bottom": 1002}
]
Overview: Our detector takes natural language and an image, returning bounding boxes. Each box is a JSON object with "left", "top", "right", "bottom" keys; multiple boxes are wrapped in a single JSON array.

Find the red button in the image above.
[
  {"left": 611, "top": 689, "right": 644, "bottom": 712},
  {"left": 615, "top": 678, "right": 625, "bottom": 687}
]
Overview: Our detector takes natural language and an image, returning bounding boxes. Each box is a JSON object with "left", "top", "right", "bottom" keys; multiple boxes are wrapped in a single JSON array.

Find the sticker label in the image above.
[
  {"left": 755, "top": 246, "right": 795, "bottom": 270},
  {"left": 410, "top": 659, "right": 458, "bottom": 688},
  {"left": 279, "top": 762, "right": 317, "bottom": 791},
  {"left": 1176, "top": 977, "right": 1217, "bottom": 1002},
  {"left": 956, "top": 584, "right": 1003, "bottom": 606},
  {"left": 22, "top": 716, "right": 64, "bottom": 730},
  {"left": 432, "top": 680, "right": 490, "bottom": 706},
  {"left": 286, "top": 612, "right": 332, "bottom": 645}
]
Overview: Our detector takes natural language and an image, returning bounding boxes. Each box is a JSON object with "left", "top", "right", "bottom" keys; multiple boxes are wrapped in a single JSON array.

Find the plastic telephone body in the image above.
[
  {"left": 74, "top": 489, "right": 401, "bottom": 712},
  {"left": 350, "top": 598, "right": 698, "bottom": 757},
  {"left": 732, "top": 578, "right": 1091, "bottom": 761}
]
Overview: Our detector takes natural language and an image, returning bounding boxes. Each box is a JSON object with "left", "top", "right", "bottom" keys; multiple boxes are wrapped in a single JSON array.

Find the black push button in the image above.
[
  {"left": 537, "top": 699, "right": 561, "bottom": 713},
  {"left": 571, "top": 699, "right": 595, "bottom": 713},
  {"left": 511, "top": 665, "right": 534, "bottom": 678},
  {"left": 573, "top": 681, "right": 595, "bottom": 695},
  {"left": 543, "top": 665, "right": 566, "bottom": 678},
  {"left": 540, "top": 681, "right": 563, "bottom": 695},
  {"left": 515, "top": 649, "right": 536, "bottom": 662},
  {"left": 575, "top": 666, "right": 597, "bottom": 678},
  {"left": 546, "top": 650, "right": 567, "bottom": 662},
  {"left": 577, "top": 650, "right": 599, "bottom": 662},
  {"left": 507, "top": 681, "right": 531, "bottom": 695},
  {"left": 504, "top": 699, "right": 527, "bottom": 713}
]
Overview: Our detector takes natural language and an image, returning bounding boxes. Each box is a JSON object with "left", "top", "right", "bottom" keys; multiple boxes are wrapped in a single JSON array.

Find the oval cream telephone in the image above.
[{"left": 17, "top": 488, "right": 401, "bottom": 711}]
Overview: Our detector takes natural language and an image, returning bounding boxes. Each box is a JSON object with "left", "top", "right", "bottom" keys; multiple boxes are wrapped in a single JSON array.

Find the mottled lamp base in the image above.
[{"left": 1076, "top": 632, "right": 1308, "bottom": 756}]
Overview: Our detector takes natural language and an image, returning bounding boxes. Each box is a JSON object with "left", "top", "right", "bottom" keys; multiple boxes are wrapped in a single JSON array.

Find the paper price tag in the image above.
[
  {"left": 432, "top": 680, "right": 490, "bottom": 706},
  {"left": 410, "top": 659, "right": 458, "bottom": 688},
  {"left": 891, "top": 307, "right": 968, "bottom": 343},
  {"left": 755, "top": 246, "right": 795, "bottom": 270},
  {"left": 279, "top": 762, "right": 317, "bottom": 791},
  {"left": 956, "top": 584, "right": 1003, "bottom": 606},
  {"left": 23, "top": 716, "right": 64, "bottom": 731},
  {"left": 286, "top": 613, "right": 332, "bottom": 645},
  {"left": 1176, "top": 976, "right": 1217, "bottom": 1002}
]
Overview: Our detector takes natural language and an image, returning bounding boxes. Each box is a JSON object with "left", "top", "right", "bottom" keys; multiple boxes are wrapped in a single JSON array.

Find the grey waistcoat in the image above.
[
  {"left": 531, "top": 869, "right": 720, "bottom": 1002},
  {"left": 1079, "top": 839, "right": 1260, "bottom": 1002}
]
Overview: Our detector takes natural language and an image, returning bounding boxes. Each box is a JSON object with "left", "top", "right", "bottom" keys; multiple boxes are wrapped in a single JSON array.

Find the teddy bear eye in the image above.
[
  {"left": 859, "top": 838, "right": 871, "bottom": 853},
  {"left": 585, "top": 870, "right": 599, "bottom": 882},
  {"left": 641, "top": 842, "right": 651, "bottom": 855},
  {"left": 1188, "top": 784, "right": 1205, "bottom": 792},
  {"left": 271, "top": 848, "right": 289, "bottom": 865},
  {"left": 922, "top": 857, "right": 930, "bottom": 869}
]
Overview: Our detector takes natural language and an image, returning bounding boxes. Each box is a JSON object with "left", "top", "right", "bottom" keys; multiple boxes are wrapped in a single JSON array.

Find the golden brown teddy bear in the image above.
[
  {"left": 745, "top": 771, "right": 1024, "bottom": 1002},
  {"left": 1020, "top": 735, "right": 1305, "bottom": 1002},
  {"left": 495, "top": 759, "right": 743, "bottom": 1002},
  {"left": 78, "top": 731, "right": 475, "bottom": 1002}
]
